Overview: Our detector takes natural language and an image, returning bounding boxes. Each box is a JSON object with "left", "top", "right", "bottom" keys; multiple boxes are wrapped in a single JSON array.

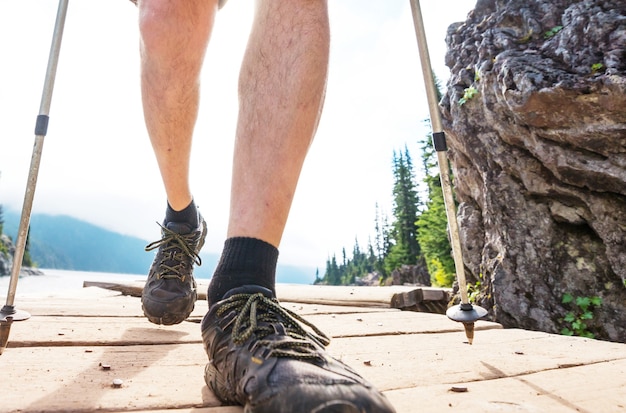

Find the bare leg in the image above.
[
  {"left": 138, "top": 0, "right": 216, "bottom": 326},
  {"left": 228, "top": 0, "right": 330, "bottom": 247},
  {"left": 138, "top": 0, "right": 217, "bottom": 211},
  {"left": 201, "top": 4, "right": 396, "bottom": 410}
]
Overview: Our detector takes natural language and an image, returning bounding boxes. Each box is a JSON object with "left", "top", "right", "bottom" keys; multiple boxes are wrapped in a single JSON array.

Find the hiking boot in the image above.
[
  {"left": 201, "top": 285, "right": 396, "bottom": 413},
  {"left": 142, "top": 215, "right": 207, "bottom": 325}
]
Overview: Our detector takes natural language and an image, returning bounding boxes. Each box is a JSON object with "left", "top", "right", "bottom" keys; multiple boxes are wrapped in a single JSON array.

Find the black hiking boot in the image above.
[
  {"left": 201, "top": 285, "right": 396, "bottom": 413},
  {"left": 142, "top": 215, "right": 207, "bottom": 325}
]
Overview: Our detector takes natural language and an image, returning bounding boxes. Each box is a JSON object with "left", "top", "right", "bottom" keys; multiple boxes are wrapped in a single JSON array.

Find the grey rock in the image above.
[
  {"left": 0, "top": 234, "right": 44, "bottom": 277},
  {"left": 441, "top": 0, "right": 626, "bottom": 341}
]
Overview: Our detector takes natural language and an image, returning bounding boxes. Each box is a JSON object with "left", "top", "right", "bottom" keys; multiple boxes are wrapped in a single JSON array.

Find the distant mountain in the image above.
[{"left": 2, "top": 210, "right": 316, "bottom": 283}]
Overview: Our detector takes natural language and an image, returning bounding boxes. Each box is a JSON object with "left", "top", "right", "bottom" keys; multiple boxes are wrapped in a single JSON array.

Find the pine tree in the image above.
[
  {"left": 385, "top": 146, "right": 421, "bottom": 272},
  {"left": 22, "top": 226, "right": 35, "bottom": 267},
  {"left": 314, "top": 268, "right": 321, "bottom": 284},
  {"left": 373, "top": 204, "right": 390, "bottom": 275},
  {"left": 322, "top": 255, "right": 341, "bottom": 285},
  {"left": 416, "top": 131, "right": 455, "bottom": 287},
  {"left": 417, "top": 176, "right": 455, "bottom": 286}
]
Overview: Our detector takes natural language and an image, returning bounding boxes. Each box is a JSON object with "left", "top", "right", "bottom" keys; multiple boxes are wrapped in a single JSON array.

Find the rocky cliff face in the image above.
[
  {"left": 441, "top": 0, "right": 626, "bottom": 341},
  {"left": 0, "top": 234, "right": 43, "bottom": 277},
  {"left": 0, "top": 235, "right": 12, "bottom": 275}
]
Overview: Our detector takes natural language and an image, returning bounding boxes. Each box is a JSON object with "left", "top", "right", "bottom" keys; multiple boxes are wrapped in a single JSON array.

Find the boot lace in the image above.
[
  {"left": 145, "top": 223, "right": 202, "bottom": 281},
  {"left": 217, "top": 292, "right": 331, "bottom": 361}
]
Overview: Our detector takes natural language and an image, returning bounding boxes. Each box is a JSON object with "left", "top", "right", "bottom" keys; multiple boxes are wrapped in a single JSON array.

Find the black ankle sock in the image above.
[
  {"left": 165, "top": 199, "right": 198, "bottom": 227},
  {"left": 208, "top": 237, "right": 278, "bottom": 305}
]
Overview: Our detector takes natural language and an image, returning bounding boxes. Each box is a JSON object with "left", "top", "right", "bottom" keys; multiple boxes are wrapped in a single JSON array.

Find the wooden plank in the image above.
[
  {"left": 6, "top": 316, "right": 202, "bottom": 347},
  {"left": 6, "top": 310, "right": 500, "bottom": 348},
  {"left": 277, "top": 284, "right": 452, "bottom": 309},
  {"left": 83, "top": 280, "right": 147, "bottom": 297},
  {"left": 385, "top": 359, "right": 626, "bottom": 413},
  {"left": 2, "top": 330, "right": 625, "bottom": 413},
  {"left": 9, "top": 353, "right": 623, "bottom": 413},
  {"left": 80, "top": 280, "right": 451, "bottom": 309},
  {"left": 389, "top": 288, "right": 450, "bottom": 313},
  {"left": 12, "top": 287, "right": 394, "bottom": 318},
  {"left": 0, "top": 344, "right": 218, "bottom": 412},
  {"left": 281, "top": 311, "right": 500, "bottom": 339},
  {"left": 4, "top": 284, "right": 625, "bottom": 413},
  {"left": 327, "top": 329, "right": 626, "bottom": 391},
  {"left": 15, "top": 287, "right": 208, "bottom": 318}
]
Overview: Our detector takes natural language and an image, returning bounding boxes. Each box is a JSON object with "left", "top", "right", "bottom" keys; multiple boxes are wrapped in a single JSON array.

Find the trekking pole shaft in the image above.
[
  {"left": 409, "top": 0, "right": 469, "bottom": 305},
  {"left": 4, "top": 0, "right": 69, "bottom": 308}
]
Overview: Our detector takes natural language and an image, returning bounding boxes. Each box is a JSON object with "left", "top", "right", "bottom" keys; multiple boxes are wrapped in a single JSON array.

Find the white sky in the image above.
[{"left": 0, "top": 0, "right": 474, "bottom": 270}]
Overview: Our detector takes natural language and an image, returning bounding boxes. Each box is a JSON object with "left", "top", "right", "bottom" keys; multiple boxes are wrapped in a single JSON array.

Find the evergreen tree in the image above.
[
  {"left": 373, "top": 204, "right": 390, "bottom": 275},
  {"left": 322, "top": 255, "right": 341, "bottom": 285},
  {"left": 417, "top": 176, "right": 455, "bottom": 286},
  {"left": 317, "top": 234, "right": 383, "bottom": 285},
  {"left": 322, "top": 147, "right": 424, "bottom": 285},
  {"left": 416, "top": 131, "right": 455, "bottom": 287},
  {"left": 385, "top": 146, "right": 421, "bottom": 272},
  {"left": 366, "top": 238, "right": 378, "bottom": 275},
  {"left": 22, "top": 226, "right": 35, "bottom": 267}
]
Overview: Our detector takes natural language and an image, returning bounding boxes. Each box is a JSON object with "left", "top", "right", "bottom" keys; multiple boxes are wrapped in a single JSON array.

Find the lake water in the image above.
[
  {"left": 0, "top": 269, "right": 146, "bottom": 297},
  {"left": 0, "top": 265, "right": 317, "bottom": 300}
]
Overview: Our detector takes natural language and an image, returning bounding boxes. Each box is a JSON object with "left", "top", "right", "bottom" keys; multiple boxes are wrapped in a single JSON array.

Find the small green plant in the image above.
[
  {"left": 458, "top": 86, "right": 478, "bottom": 106},
  {"left": 430, "top": 257, "right": 454, "bottom": 288},
  {"left": 591, "top": 62, "right": 604, "bottom": 74},
  {"left": 467, "top": 280, "right": 482, "bottom": 303},
  {"left": 560, "top": 293, "right": 602, "bottom": 339},
  {"left": 544, "top": 25, "right": 563, "bottom": 39}
]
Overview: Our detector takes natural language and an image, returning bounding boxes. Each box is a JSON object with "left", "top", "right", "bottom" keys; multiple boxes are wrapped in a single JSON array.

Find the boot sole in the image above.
[{"left": 142, "top": 290, "right": 197, "bottom": 325}]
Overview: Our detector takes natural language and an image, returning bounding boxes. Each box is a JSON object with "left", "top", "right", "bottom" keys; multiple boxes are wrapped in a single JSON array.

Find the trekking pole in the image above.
[
  {"left": 409, "top": 0, "right": 487, "bottom": 344},
  {"left": 0, "top": 0, "right": 69, "bottom": 355}
]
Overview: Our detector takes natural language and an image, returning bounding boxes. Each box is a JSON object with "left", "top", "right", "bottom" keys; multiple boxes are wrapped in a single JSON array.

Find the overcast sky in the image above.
[{"left": 0, "top": 0, "right": 474, "bottom": 270}]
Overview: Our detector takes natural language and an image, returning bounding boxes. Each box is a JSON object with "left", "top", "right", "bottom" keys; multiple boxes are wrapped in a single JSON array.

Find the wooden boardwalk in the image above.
[{"left": 1, "top": 283, "right": 625, "bottom": 413}]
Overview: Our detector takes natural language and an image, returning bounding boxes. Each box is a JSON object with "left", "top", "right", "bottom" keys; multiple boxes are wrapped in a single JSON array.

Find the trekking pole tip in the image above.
[
  {"left": 463, "top": 322, "right": 475, "bottom": 345},
  {"left": 446, "top": 302, "right": 488, "bottom": 344},
  {"left": 0, "top": 318, "right": 13, "bottom": 355},
  {"left": 0, "top": 305, "right": 31, "bottom": 355}
]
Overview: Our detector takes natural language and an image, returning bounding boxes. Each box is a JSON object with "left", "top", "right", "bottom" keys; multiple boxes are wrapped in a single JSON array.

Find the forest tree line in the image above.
[
  {"left": 0, "top": 177, "right": 35, "bottom": 269},
  {"left": 315, "top": 131, "right": 456, "bottom": 288}
]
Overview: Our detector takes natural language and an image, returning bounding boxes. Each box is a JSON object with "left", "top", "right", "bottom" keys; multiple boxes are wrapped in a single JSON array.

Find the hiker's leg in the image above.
[
  {"left": 139, "top": 0, "right": 217, "bottom": 211},
  {"left": 138, "top": 0, "right": 216, "bottom": 325},
  {"left": 208, "top": 0, "right": 330, "bottom": 304}
]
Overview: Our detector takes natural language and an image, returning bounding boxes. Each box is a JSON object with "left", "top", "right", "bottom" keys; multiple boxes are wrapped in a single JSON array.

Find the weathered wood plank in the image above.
[
  {"left": 2, "top": 330, "right": 625, "bottom": 413},
  {"left": 11, "top": 287, "right": 395, "bottom": 318},
  {"left": 6, "top": 310, "right": 500, "bottom": 348},
  {"left": 111, "top": 359, "right": 626, "bottom": 413},
  {"left": 6, "top": 316, "right": 202, "bottom": 347},
  {"left": 0, "top": 344, "right": 217, "bottom": 412},
  {"left": 327, "top": 329, "right": 626, "bottom": 391},
  {"left": 80, "top": 280, "right": 451, "bottom": 309},
  {"left": 3, "top": 284, "right": 625, "bottom": 413},
  {"left": 275, "top": 284, "right": 452, "bottom": 311},
  {"left": 18, "top": 286, "right": 208, "bottom": 318},
  {"left": 101, "top": 354, "right": 626, "bottom": 413},
  {"left": 82, "top": 280, "right": 146, "bottom": 297},
  {"left": 385, "top": 359, "right": 626, "bottom": 413}
]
